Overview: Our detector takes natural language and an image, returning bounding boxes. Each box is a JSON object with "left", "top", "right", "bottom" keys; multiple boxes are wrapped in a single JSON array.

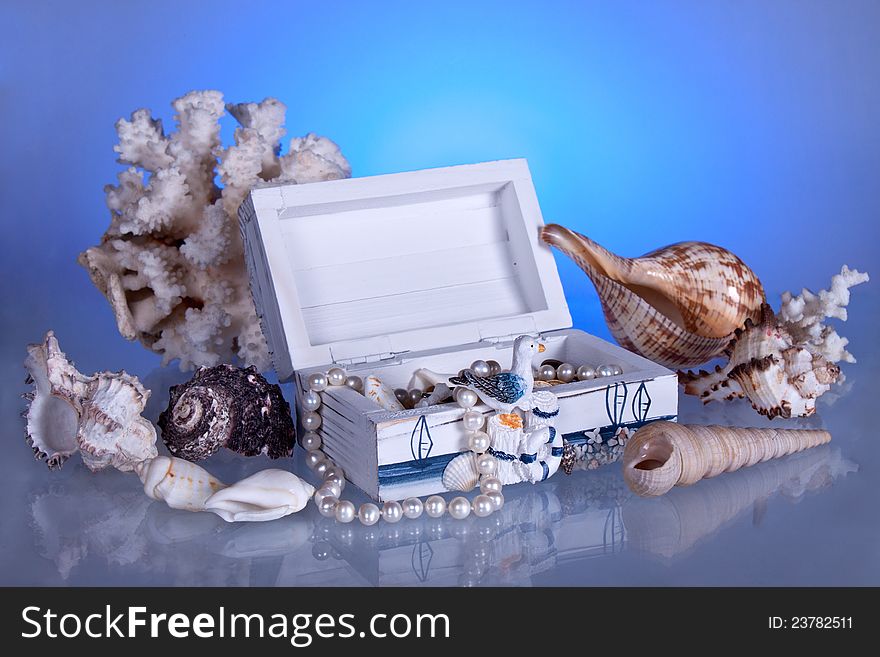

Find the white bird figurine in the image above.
[{"left": 449, "top": 335, "right": 545, "bottom": 429}]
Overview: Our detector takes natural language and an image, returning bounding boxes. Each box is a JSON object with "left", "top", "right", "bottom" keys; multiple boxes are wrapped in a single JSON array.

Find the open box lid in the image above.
[{"left": 239, "top": 159, "right": 572, "bottom": 380}]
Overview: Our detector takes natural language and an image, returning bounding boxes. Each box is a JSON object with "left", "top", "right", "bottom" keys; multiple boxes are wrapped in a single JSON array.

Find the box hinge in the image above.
[
  {"left": 478, "top": 317, "right": 539, "bottom": 344},
  {"left": 331, "top": 351, "right": 403, "bottom": 366}
]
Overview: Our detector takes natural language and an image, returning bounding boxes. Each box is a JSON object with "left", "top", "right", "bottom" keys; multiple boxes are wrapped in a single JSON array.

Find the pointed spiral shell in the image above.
[{"left": 622, "top": 421, "right": 831, "bottom": 496}]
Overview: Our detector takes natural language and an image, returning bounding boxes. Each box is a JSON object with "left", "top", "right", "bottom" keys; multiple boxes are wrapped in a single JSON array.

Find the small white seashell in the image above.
[
  {"left": 364, "top": 375, "right": 405, "bottom": 412},
  {"left": 136, "top": 456, "right": 226, "bottom": 512},
  {"left": 441, "top": 452, "right": 480, "bottom": 492},
  {"left": 204, "top": 469, "right": 315, "bottom": 522},
  {"left": 415, "top": 383, "right": 453, "bottom": 408}
]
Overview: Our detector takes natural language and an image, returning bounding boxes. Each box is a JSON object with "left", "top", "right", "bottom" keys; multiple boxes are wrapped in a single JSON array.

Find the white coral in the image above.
[
  {"left": 778, "top": 265, "right": 870, "bottom": 364},
  {"left": 79, "top": 90, "right": 351, "bottom": 371}
]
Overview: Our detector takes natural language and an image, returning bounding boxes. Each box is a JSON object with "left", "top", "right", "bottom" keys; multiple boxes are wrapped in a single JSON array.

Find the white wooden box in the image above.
[{"left": 239, "top": 159, "right": 678, "bottom": 501}]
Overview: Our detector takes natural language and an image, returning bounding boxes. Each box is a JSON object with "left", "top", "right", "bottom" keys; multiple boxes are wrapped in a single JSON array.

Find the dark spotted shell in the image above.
[{"left": 158, "top": 364, "right": 295, "bottom": 460}]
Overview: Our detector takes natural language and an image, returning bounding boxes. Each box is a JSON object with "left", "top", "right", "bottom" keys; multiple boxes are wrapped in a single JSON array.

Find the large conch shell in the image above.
[
  {"left": 622, "top": 421, "right": 831, "bottom": 496},
  {"left": 23, "top": 331, "right": 158, "bottom": 471},
  {"left": 136, "top": 455, "right": 314, "bottom": 522},
  {"left": 541, "top": 224, "right": 765, "bottom": 368}
]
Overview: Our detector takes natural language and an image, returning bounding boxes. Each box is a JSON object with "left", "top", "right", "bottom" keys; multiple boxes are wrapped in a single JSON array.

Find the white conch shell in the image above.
[
  {"left": 204, "top": 469, "right": 315, "bottom": 522},
  {"left": 681, "top": 305, "right": 841, "bottom": 419},
  {"left": 137, "top": 456, "right": 226, "bottom": 512},
  {"left": 78, "top": 373, "right": 159, "bottom": 472},
  {"left": 409, "top": 368, "right": 456, "bottom": 390},
  {"left": 441, "top": 452, "right": 480, "bottom": 492},
  {"left": 415, "top": 383, "right": 452, "bottom": 408},
  {"left": 622, "top": 421, "right": 831, "bottom": 497},
  {"left": 364, "top": 375, "right": 405, "bottom": 411},
  {"left": 541, "top": 224, "right": 765, "bottom": 368},
  {"left": 23, "top": 331, "right": 158, "bottom": 471}
]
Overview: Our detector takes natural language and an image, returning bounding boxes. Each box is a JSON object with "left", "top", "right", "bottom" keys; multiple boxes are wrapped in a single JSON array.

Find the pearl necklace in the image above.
[{"left": 299, "top": 368, "right": 505, "bottom": 524}]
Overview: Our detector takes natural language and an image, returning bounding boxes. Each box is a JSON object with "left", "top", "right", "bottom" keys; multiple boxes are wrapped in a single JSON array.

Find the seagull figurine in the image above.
[{"left": 449, "top": 335, "right": 545, "bottom": 429}]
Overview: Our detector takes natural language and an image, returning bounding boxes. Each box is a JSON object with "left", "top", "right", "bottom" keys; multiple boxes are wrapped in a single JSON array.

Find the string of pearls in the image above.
[{"left": 299, "top": 367, "right": 505, "bottom": 525}]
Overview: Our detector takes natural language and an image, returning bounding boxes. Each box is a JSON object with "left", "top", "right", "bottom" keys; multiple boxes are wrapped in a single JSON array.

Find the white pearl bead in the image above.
[
  {"left": 611, "top": 364, "right": 623, "bottom": 376},
  {"left": 319, "top": 481, "right": 341, "bottom": 498},
  {"left": 402, "top": 497, "right": 424, "bottom": 519},
  {"left": 556, "top": 363, "right": 576, "bottom": 383},
  {"left": 302, "top": 411, "right": 322, "bottom": 431},
  {"left": 394, "top": 388, "right": 410, "bottom": 406},
  {"left": 577, "top": 365, "right": 596, "bottom": 380},
  {"left": 448, "top": 496, "right": 471, "bottom": 520},
  {"left": 455, "top": 388, "right": 478, "bottom": 409},
  {"left": 382, "top": 501, "right": 403, "bottom": 523},
  {"left": 323, "top": 468, "right": 345, "bottom": 491},
  {"left": 485, "top": 490, "right": 504, "bottom": 510},
  {"left": 308, "top": 372, "right": 328, "bottom": 392},
  {"left": 305, "top": 451, "right": 324, "bottom": 469},
  {"left": 467, "top": 431, "right": 490, "bottom": 454},
  {"left": 472, "top": 494, "right": 494, "bottom": 517},
  {"left": 424, "top": 495, "right": 446, "bottom": 518},
  {"left": 462, "top": 410, "right": 484, "bottom": 432},
  {"left": 470, "top": 360, "right": 491, "bottom": 377},
  {"left": 486, "top": 360, "right": 502, "bottom": 376},
  {"left": 334, "top": 500, "right": 356, "bottom": 523},
  {"left": 597, "top": 364, "right": 615, "bottom": 377},
  {"left": 479, "top": 476, "right": 502, "bottom": 493},
  {"left": 318, "top": 495, "right": 338, "bottom": 518},
  {"left": 359, "top": 503, "right": 380, "bottom": 526},
  {"left": 408, "top": 389, "right": 424, "bottom": 407},
  {"left": 313, "top": 487, "right": 333, "bottom": 505},
  {"left": 327, "top": 367, "right": 346, "bottom": 386},
  {"left": 300, "top": 431, "right": 322, "bottom": 451},
  {"left": 344, "top": 375, "right": 363, "bottom": 392},
  {"left": 314, "top": 460, "right": 329, "bottom": 477},
  {"left": 476, "top": 453, "right": 497, "bottom": 475},
  {"left": 537, "top": 364, "right": 556, "bottom": 381},
  {"left": 301, "top": 390, "right": 322, "bottom": 412}
]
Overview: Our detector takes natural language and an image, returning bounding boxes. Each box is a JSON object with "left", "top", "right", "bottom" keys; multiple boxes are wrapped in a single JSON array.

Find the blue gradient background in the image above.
[{"left": 1, "top": 1, "right": 878, "bottom": 585}]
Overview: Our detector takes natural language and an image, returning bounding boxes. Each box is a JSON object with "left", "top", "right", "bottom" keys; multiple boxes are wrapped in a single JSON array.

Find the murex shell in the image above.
[
  {"left": 680, "top": 305, "right": 841, "bottom": 419},
  {"left": 23, "top": 331, "right": 158, "bottom": 471},
  {"left": 622, "top": 421, "right": 831, "bottom": 497},
  {"left": 158, "top": 364, "right": 295, "bottom": 460},
  {"left": 541, "top": 224, "right": 765, "bottom": 368}
]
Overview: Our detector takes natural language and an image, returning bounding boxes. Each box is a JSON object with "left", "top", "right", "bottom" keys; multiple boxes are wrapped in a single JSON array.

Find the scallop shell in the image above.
[
  {"left": 441, "top": 451, "right": 480, "bottom": 492},
  {"left": 680, "top": 304, "right": 841, "bottom": 419},
  {"left": 204, "top": 469, "right": 315, "bottom": 522},
  {"left": 23, "top": 331, "right": 158, "bottom": 471},
  {"left": 622, "top": 421, "right": 831, "bottom": 497},
  {"left": 158, "top": 364, "right": 295, "bottom": 460},
  {"left": 364, "top": 374, "right": 405, "bottom": 412},
  {"left": 541, "top": 224, "right": 765, "bottom": 368}
]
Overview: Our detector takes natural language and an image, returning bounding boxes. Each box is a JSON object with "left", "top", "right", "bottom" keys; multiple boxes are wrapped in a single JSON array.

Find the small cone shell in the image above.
[
  {"left": 541, "top": 224, "right": 765, "bottom": 368},
  {"left": 622, "top": 421, "right": 831, "bottom": 497}
]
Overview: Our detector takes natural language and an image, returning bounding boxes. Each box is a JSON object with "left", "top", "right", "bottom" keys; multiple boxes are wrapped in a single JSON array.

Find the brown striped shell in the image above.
[
  {"left": 541, "top": 224, "right": 765, "bottom": 368},
  {"left": 622, "top": 421, "right": 831, "bottom": 496}
]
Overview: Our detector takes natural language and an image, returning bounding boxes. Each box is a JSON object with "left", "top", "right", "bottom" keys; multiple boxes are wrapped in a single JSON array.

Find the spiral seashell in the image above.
[
  {"left": 622, "top": 421, "right": 831, "bottom": 497},
  {"left": 680, "top": 304, "right": 841, "bottom": 419},
  {"left": 541, "top": 224, "right": 765, "bottom": 368},
  {"left": 442, "top": 452, "right": 481, "bottom": 492},
  {"left": 136, "top": 456, "right": 227, "bottom": 512},
  {"left": 204, "top": 469, "right": 315, "bottom": 522},
  {"left": 364, "top": 374, "right": 406, "bottom": 412},
  {"left": 158, "top": 364, "right": 295, "bottom": 460}
]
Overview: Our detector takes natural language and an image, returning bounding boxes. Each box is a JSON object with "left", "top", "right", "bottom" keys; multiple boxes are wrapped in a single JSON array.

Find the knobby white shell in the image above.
[
  {"left": 23, "top": 331, "right": 158, "bottom": 471},
  {"left": 682, "top": 267, "right": 869, "bottom": 419},
  {"left": 622, "top": 421, "right": 831, "bottom": 497},
  {"left": 136, "top": 456, "right": 315, "bottom": 522}
]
